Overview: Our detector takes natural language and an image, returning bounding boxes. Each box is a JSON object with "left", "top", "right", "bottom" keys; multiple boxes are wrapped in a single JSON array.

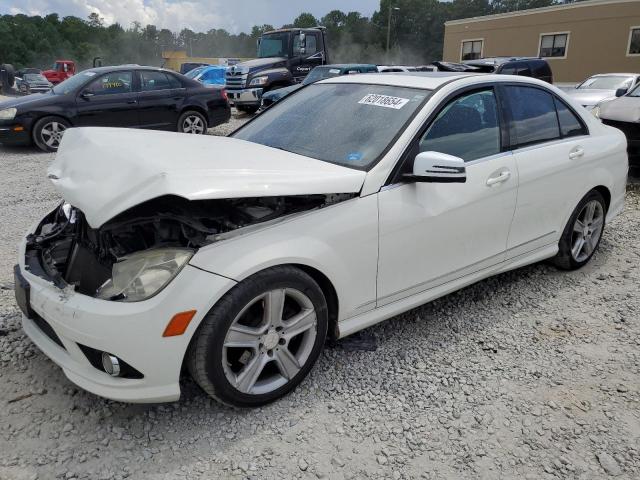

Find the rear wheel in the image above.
[
  {"left": 553, "top": 190, "right": 606, "bottom": 270},
  {"left": 33, "top": 116, "right": 70, "bottom": 152},
  {"left": 187, "top": 266, "right": 328, "bottom": 407},
  {"left": 177, "top": 110, "right": 207, "bottom": 134}
]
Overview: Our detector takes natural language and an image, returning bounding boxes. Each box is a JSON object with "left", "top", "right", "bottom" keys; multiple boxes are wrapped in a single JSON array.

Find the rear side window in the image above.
[
  {"left": 419, "top": 89, "right": 501, "bottom": 162},
  {"left": 554, "top": 98, "right": 587, "bottom": 137},
  {"left": 167, "top": 74, "right": 182, "bottom": 88},
  {"left": 505, "top": 86, "right": 560, "bottom": 147},
  {"left": 141, "top": 71, "right": 172, "bottom": 91}
]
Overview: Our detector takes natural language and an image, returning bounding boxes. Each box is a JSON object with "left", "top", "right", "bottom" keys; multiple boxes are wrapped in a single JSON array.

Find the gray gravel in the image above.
[{"left": 1, "top": 114, "right": 639, "bottom": 479}]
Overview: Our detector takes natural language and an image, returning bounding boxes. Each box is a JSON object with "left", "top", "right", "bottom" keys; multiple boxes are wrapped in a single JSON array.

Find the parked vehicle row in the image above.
[
  {"left": 14, "top": 72, "right": 628, "bottom": 407},
  {"left": 0, "top": 65, "right": 230, "bottom": 152}
]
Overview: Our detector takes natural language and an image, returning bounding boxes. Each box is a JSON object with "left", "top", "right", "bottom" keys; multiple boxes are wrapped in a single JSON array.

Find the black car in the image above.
[
  {"left": 0, "top": 65, "right": 230, "bottom": 152},
  {"left": 433, "top": 57, "right": 553, "bottom": 83},
  {"left": 16, "top": 72, "right": 53, "bottom": 95}
]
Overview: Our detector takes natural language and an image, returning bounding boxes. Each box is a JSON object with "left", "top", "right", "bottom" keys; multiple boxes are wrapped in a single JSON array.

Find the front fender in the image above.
[{"left": 189, "top": 195, "right": 379, "bottom": 322}]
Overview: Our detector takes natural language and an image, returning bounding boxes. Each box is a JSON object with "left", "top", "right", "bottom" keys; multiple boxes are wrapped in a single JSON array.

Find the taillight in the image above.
[{"left": 221, "top": 89, "right": 228, "bottom": 103}]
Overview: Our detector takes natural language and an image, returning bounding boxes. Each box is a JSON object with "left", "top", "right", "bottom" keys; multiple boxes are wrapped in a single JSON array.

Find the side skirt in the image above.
[{"left": 337, "top": 243, "right": 558, "bottom": 339}]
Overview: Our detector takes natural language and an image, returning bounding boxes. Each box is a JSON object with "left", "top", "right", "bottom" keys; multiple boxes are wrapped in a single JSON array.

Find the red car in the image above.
[{"left": 42, "top": 60, "right": 76, "bottom": 84}]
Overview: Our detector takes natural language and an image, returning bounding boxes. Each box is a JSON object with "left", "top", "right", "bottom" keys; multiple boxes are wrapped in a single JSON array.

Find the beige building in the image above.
[{"left": 443, "top": 0, "right": 640, "bottom": 83}]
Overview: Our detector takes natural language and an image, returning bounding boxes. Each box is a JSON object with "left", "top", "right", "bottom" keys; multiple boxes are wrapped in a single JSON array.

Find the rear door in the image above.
[
  {"left": 74, "top": 70, "right": 139, "bottom": 128},
  {"left": 137, "top": 70, "right": 185, "bottom": 130},
  {"left": 502, "top": 84, "right": 592, "bottom": 258}
]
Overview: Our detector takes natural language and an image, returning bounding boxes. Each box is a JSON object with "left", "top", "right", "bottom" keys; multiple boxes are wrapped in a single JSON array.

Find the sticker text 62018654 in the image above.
[{"left": 358, "top": 94, "right": 410, "bottom": 110}]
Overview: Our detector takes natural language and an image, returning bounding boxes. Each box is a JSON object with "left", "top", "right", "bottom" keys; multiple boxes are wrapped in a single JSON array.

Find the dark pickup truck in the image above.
[{"left": 226, "top": 27, "right": 329, "bottom": 113}]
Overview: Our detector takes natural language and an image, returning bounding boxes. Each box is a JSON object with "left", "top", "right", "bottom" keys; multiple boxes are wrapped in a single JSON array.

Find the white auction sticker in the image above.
[
  {"left": 358, "top": 93, "right": 410, "bottom": 109},
  {"left": 329, "top": 68, "right": 340, "bottom": 74}
]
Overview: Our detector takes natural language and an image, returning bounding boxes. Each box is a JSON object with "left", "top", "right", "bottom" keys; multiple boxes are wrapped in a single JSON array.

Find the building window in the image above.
[
  {"left": 461, "top": 39, "right": 483, "bottom": 61},
  {"left": 628, "top": 27, "right": 640, "bottom": 56},
  {"left": 539, "top": 33, "right": 569, "bottom": 58}
]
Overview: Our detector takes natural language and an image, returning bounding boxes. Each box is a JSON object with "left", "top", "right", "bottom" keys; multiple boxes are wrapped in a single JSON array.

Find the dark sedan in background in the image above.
[
  {"left": 16, "top": 72, "right": 53, "bottom": 95},
  {"left": 0, "top": 65, "right": 230, "bottom": 152}
]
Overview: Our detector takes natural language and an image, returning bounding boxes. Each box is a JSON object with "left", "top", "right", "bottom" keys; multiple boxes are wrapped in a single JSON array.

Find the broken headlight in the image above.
[{"left": 96, "top": 248, "right": 193, "bottom": 302}]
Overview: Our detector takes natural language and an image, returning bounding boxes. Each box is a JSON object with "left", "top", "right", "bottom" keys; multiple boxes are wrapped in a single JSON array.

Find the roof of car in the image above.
[
  {"left": 587, "top": 73, "right": 639, "bottom": 77},
  {"left": 320, "top": 72, "right": 476, "bottom": 90},
  {"left": 318, "top": 64, "right": 376, "bottom": 68},
  {"left": 466, "top": 57, "right": 543, "bottom": 65},
  {"left": 81, "top": 65, "right": 172, "bottom": 74}
]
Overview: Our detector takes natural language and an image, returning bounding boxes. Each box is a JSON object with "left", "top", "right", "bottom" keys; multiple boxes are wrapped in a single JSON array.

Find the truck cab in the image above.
[
  {"left": 226, "top": 27, "right": 328, "bottom": 113},
  {"left": 42, "top": 60, "right": 76, "bottom": 85}
]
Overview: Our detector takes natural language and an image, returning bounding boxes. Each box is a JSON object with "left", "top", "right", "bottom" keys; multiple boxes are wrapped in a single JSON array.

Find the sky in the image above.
[{"left": 1, "top": 0, "right": 381, "bottom": 34}]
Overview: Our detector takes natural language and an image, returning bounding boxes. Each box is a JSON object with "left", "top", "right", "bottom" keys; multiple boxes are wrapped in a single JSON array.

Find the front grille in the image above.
[
  {"left": 31, "top": 312, "right": 66, "bottom": 350},
  {"left": 225, "top": 72, "right": 247, "bottom": 90}
]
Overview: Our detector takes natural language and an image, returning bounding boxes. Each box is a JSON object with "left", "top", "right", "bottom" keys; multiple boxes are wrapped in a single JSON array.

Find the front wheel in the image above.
[
  {"left": 33, "top": 116, "right": 70, "bottom": 152},
  {"left": 177, "top": 110, "right": 207, "bottom": 134},
  {"left": 553, "top": 190, "right": 606, "bottom": 270},
  {"left": 187, "top": 266, "right": 328, "bottom": 407}
]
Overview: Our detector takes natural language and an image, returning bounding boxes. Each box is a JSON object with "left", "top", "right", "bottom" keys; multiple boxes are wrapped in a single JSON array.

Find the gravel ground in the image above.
[{"left": 0, "top": 112, "right": 639, "bottom": 480}]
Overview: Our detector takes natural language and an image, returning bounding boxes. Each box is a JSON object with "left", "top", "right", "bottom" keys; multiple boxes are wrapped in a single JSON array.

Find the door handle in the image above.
[
  {"left": 569, "top": 147, "right": 584, "bottom": 160},
  {"left": 486, "top": 170, "right": 511, "bottom": 187},
  {"left": 127, "top": 99, "right": 137, "bottom": 104}
]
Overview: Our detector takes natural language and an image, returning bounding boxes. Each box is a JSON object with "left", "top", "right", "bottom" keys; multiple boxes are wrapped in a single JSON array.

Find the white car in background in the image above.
[
  {"left": 566, "top": 73, "right": 640, "bottom": 112},
  {"left": 15, "top": 73, "right": 628, "bottom": 407}
]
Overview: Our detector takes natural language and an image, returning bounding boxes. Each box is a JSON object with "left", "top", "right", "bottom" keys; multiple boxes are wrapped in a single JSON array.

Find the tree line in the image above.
[{"left": 0, "top": 0, "right": 582, "bottom": 70}]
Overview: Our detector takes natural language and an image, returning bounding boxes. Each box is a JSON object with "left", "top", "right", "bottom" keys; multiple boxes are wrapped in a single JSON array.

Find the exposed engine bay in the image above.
[{"left": 25, "top": 194, "right": 355, "bottom": 298}]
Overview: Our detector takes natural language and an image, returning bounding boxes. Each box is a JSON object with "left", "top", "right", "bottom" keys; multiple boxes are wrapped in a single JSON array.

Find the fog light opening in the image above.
[{"left": 101, "top": 352, "right": 121, "bottom": 377}]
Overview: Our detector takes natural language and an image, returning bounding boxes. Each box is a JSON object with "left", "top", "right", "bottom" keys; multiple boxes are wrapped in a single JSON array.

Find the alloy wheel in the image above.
[
  {"left": 40, "top": 121, "right": 67, "bottom": 149},
  {"left": 182, "top": 115, "right": 205, "bottom": 134},
  {"left": 570, "top": 200, "right": 604, "bottom": 262},
  {"left": 222, "top": 288, "right": 318, "bottom": 395}
]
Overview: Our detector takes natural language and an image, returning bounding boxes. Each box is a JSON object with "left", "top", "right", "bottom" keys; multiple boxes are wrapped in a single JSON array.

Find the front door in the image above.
[
  {"left": 377, "top": 87, "right": 518, "bottom": 306},
  {"left": 290, "top": 32, "right": 323, "bottom": 82},
  {"left": 74, "top": 70, "right": 139, "bottom": 128}
]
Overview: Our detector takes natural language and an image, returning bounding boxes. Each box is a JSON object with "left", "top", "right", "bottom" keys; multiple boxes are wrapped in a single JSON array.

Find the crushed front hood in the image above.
[{"left": 49, "top": 127, "right": 366, "bottom": 228}]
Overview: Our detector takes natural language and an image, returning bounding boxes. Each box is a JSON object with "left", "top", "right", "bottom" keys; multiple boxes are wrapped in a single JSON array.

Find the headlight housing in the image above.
[
  {"left": 591, "top": 105, "right": 601, "bottom": 119},
  {"left": 0, "top": 108, "right": 17, "bottom": 120},
  {"left": 249, "top": 76, "right": 268, "bottom": 86},
  {"left": 96, "top": 248, "right": 193, "bottom": 302}
]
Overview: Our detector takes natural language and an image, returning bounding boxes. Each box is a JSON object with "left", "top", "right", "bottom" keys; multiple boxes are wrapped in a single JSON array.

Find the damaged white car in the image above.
[{"left": 15, "top": 73, "right": 628, "bottom": 407}]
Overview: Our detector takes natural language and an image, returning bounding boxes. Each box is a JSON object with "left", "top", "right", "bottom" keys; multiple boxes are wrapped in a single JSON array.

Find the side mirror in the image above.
[
  {"left": 80, "top": 90, "right": 94, "bottom": 99},
  {"left": 404, "top": 151, "right": 466, "bottom": 183},
  {"left": 615, "top": 87, "right": 627, "bottom": 97}
]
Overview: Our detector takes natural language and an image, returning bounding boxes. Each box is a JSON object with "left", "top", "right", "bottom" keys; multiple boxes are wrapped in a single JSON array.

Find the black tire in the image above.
[
  {"left": 32, "top": 116, "right": 70, "bottom": 152},
  {"left": 177, "top": 110, "right": 207, "bottom": 134},
  {"left": 553, "top": 190, "right": 606, "bottom": 270},
  {"left": 1, "top": 63, "right": 15, "bottom": 88},
  {"left": 187, "top": 266, "right": 328, "bottom": 408}
]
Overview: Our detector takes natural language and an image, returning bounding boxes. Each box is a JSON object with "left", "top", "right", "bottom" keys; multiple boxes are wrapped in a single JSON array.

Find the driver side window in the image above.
[
  {"left": 85, "top": 72, "right": 133, "bottom": 96},
  {"left": 419, "top": 89, "right": 501, "bottom": 162},
  {"left": 293, "top": 34, "right": 318, "bottom": 55}
]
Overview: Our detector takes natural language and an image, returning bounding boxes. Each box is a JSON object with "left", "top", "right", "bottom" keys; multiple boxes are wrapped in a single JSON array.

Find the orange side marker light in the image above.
[
  {"left": 163, "top": 310, "right": 197, "bottom": 337},
  {"left": 13, "top": 126, "right": 25, "bottom": 132}
]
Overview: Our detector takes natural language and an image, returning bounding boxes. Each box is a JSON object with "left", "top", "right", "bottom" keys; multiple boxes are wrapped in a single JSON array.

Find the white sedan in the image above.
[{"left": 15, "top": 73, "right": 628, "bottom": 407}]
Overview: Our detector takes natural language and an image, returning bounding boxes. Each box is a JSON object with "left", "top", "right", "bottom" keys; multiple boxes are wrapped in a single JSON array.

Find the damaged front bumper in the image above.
[{"left": 15, "top": 217, "right": 236, "bottom": 403}]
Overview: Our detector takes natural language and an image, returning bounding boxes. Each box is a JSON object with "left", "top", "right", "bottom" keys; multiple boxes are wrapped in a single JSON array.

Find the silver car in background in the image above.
[{"left": 567, "top": 73, "right": 640, "bottom": 112}]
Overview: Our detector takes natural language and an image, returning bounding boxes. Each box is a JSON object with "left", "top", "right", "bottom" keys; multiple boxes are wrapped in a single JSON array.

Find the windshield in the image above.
[
  {"left": 258, "top": 32, "right": 288, "bottom": 58},
  {"left": 25, "top": 74, "right": 47, "bottom": 82},
  {"left": 185, "top": 66, "right": 206, "bottom": 79},
  {"left": 578, "top": 75, "right": 633, "bottom": 90},
  {"left": 302, "top": 67, "right": 342, "bottom": 85},
  {"left": 628, "top": 84, "right": 640, "bottom": 97},
  {"left": 233, "top": 83, "right": 430, "bottom": 170},
  {"left": 52, "top": 71, "right": 96, "bottom": 94}
]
